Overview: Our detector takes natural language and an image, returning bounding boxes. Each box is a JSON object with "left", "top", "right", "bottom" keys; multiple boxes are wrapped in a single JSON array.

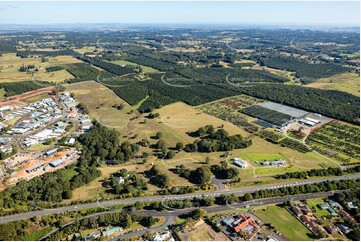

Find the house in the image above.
[
  {"left": 300, "top": 215, "right": 315, "bottom": 225},
  {"left": 85, "top": 231, "right": 101, "bottom": 241},
  {"left": 231, "top": 158, "right": 248, "bottom": 168},
  {"left": 118, "top": 176, "right": 125, "bottom": 184},
  {"left": 153, "top": 231, "right": 172, "bottom": 241},
  {"left": 67, "top": 110, "right": 78, "bottom": 118},
  {"left": 318, "top": 203, "right": 337, "bottom": 216},
  {"left": 67, "top": 138, "right": 75, "bottom": 145},
  {"left": 309, "top": 221, "right": 325, "bottom": 235},
  {"left": 345, "top": 202, "right": 357, "bottom": 210},
  {"left": 292, "top": 206, "right": 303, "bottom": 218},
  {"left": 337, "top": 223, "right": 353, "bottom": 234},
  {"left": 82, "top": 125, "right": 91, "bottom": 132},
  {"left": 222, "top": 217, "right": 236, "bottom": 227},
  {"left": 101, "top": 226, "right": 123, "bottom": 237},
  {"left": 300, "top": 205, "right": 313, "bottom": 216},
  {"left": 328, "top": 200, "right": 343, "bottom": 210},
  {"left": 233, "top": 214, "right": 259, "bottom": 235},
  {"left": 0, "top": 137, "right": 12, "bottom": 145},
  {"left": 338, "top": 210, "right": 356, "bottom": 225},
  {"left": 325, "top": 225, "right": 341, "bottom": 234}
]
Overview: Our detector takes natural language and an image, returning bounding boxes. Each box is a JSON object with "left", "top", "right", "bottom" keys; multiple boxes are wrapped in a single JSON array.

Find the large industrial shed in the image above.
[{"left": 241, "top": 101, "right": 310, "bottom": 128}]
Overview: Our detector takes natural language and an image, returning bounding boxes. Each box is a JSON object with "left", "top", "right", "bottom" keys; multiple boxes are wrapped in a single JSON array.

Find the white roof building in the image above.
[{"left": 231, "top": 158, "right": 248, "bottom": 168}]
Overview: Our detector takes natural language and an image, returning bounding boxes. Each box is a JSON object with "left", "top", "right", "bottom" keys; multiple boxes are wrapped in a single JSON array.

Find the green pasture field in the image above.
[{"left": 255, "top": 205, "right": 313, "bottom": 241}]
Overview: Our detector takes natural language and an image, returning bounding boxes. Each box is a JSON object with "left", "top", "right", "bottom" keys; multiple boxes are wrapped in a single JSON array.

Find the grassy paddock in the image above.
[
  {"left": 0, "top": 53, "right": 79, "bottom": 83},
  {"left": 255, "top": 205, "right": 313, "bottom": 241},
  {"left": 307, "top": 72, "right": 360, "bottom": 96}
]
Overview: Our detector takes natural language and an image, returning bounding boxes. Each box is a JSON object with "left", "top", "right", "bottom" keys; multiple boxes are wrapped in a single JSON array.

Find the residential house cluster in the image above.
[
  {"left": 23, "top": 121, "right": 68, "bottom": 147},
  {"left": 0, "top": 137, "right": 13, "bottom": 154},
  {"left": 60, "top": 92, "right": 77, "bottom": 108},
  {"left": 7, "top": 98, "right": 62, "bottom": 135},
  {"left": 292, "top": 204, "right": 326, "bottom": 236},
  {"left": 292, "top": 199, "right": 357, "bottom": 237}
]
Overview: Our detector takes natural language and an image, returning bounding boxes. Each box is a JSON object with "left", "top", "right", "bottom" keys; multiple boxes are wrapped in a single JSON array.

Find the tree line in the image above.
[{"left": 185, "top": 125, "right": 252, "bottom": 152}]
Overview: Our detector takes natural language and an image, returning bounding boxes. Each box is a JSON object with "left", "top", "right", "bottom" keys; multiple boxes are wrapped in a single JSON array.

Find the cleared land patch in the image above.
[
  {"left": 109, "top": 60, "right": 161, "bottom": 73},
  {"left": 0, "top": 53, "right": 78, "bottom": 83},
  {"left": 307, "top": 73, "right": 360, "bottom": 96}
]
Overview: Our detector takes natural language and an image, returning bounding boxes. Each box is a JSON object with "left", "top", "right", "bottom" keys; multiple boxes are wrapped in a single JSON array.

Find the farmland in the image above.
[
  {"left": 307, "top": 73, "right": 360, "bottom": 96},
  {"left": 109, "top": 59, "right": 161, "bottom": 73},
  {"left": 306, "top": 121, "right": 360, "bottom": 164},
  {"left": 196, "top": 94, "right": 263, "bottom": 133},
  {"left": 0, "top": 53, "right": 79, "bottom": 83}
]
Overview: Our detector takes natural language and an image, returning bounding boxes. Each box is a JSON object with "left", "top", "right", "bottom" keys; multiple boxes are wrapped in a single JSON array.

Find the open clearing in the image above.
[
  {"left": 66, "top": 81, "right": 134, "bottom": 132},
  {"left": 109, "top": 60, "right": 161, "bottom": 73},
  {"left": 255, "top": 205, "right": 313, "bottom": 241},
  {"left": 307, "top": 73, "right": 360, "bottom": 96},
  {"left": 0, "top": 53, "right": 80, "bottom": 83},
  {"left": 179, "top": 220, "right": 229, "bottom": 241}
]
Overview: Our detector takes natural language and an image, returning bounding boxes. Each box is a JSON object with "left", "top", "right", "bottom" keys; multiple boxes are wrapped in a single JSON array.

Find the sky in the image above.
[{"left": 0, "top": 1, "right": 359, "bottom": 26}]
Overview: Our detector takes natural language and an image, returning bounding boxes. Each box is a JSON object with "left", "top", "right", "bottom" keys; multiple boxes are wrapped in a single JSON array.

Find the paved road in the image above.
[
  {"left": 41, "top": 191, "right": 338, "bottom": 241},
  {"left": 0, "top": 174, "right": 358, "bottom": 224}
]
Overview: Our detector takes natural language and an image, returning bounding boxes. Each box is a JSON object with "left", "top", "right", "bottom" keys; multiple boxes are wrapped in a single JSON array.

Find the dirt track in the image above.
[{"left": 0, "top": 87, "right": 54, "bottom": 106}]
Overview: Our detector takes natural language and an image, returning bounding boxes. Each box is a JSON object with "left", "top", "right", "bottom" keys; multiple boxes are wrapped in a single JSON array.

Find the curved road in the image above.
[
  {"left": 0, "top": 174, "right": 358, "bottom": 224},
  {"left": 41, "top": 191, "right": 339, "bottom": 241}
]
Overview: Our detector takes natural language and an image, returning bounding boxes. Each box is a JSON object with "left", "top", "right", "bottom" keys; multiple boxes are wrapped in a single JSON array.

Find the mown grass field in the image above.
[
  {"left": 0, "top": 53, "right": 80, "bottom": 83},
  {"left": 307, "top": 72, "right": 360, "bottom": 96},
  {"left": 255, "top": 205, "right": 313, "bottom": 241}
]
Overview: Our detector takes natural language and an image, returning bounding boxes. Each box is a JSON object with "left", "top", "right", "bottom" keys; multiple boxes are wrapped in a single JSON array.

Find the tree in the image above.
[
  {"left": 156, "top": 132, "right": 163, "bottom": 139},
  {"left": 243, "top": 193, "right": 253, "bottom": 201},
  {"left": 124, "top": 214, "right": 132, "bottom": 228},
  {"left": 175, "top": 142, "right": 184, "bottom": 151},
  {"left": 193, "top": 166, "right": 212, "bottom": 185},
  {"left": 156, "top": 140, "right": 166, "bottom": 150},
  {"left": 165, "top": 151, "right": 176, "bottom": 159},
  {"left": 190, "top": 208, "right": 207, "bottom": 220},
  {"left": 140, "top": 216, "right": 159, "bottom": 227}
]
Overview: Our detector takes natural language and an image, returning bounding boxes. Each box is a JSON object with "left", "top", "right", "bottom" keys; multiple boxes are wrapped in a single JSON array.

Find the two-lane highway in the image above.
[{"left": 0, "top": 174, "right": 358, "bottom": 224}]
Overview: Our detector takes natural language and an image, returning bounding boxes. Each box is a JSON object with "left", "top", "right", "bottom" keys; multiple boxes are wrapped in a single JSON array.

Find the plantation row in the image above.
[
  {"left": 123, "top": 55, "right": 178, "bottom": 71},
  {"left": 306, "top": 122, "right": 360, "bottom": 160},
  {"left": 256, "top": 129, "right": 311, "bottom": 153},
  {"left": 16, "top": 50, "right": 76, "bottom": 58},
  {"left": 79, "top": 56, "right": 135, "bottom": 76},
  {"left": 0, "top": 81, "right": 52, "bottom": 97},
  {"left": 260, "top": 55, "right": 350, "bottom": 81},
  {"left": 63, "top": 63, "right": 114, "bottom": 83},
  {"left": 236, "top": 84, "right": 360, "bottom": 124},
  {"left": 174, "top": 67, "right": 289, "bottom": 84}
]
